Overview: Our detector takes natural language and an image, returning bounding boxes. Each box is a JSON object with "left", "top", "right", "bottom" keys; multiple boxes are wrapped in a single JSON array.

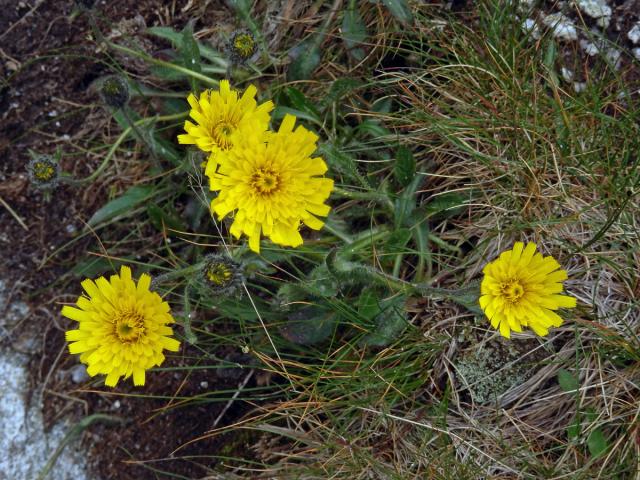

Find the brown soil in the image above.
[{"left": 0, "top": 1, "right": 264, "bottom": 479}]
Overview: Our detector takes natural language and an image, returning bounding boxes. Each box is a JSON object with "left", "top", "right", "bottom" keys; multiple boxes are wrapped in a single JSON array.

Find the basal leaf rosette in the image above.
[
  {"left": 63, "top": 266, "right": 180, "bottom": 387},
  {"left": 207, "top": 114, "right": 334, "bottom": 253},
  {"left": 479, "top": 242, "right": 577, "bottom": 338}
]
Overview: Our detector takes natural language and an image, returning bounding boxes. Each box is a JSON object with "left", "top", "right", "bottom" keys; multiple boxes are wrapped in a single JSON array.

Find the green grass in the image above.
[{"left": 39, "top": 0, "right": 640, "bottom": 478}]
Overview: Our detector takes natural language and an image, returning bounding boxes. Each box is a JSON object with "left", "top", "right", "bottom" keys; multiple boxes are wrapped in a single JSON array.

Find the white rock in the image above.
[
  {"left": 543, "top": 13, "right": 578, "bottom": 41},
  {"left": 522, "top": 18, "right": 541, "bottom": 39},
  {"left": 573, "top": 82, "right": 587, "bottom": 92},
  {"left": 580, "top": 39, "right": 600, "bottom": 56},
  {"left": 576, "top": 0, "right": 612, "bottom": 29},
  {"left": 628, "top": 22, "right": 640, "bottom": 44},
  {"left": 605, "top": 48, "right": 622, "bottom": 69},
  {"left": 632, "top": 48, "right": 640, "bottom": 61},
  {"left": 0, "top": 351, "right": 91, "bottom": 480},
  {"left": 561, "top": 67, "right": 574, "bottom": 82},
  {"left": 70, "top": 364, "right": 89, "bottom": 383},
  {"left": 0, "top": 280, "right": 92, "bottom": 479}
]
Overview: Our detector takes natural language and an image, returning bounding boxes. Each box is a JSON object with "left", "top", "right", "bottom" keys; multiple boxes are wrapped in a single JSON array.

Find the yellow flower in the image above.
[
  {"left": 62, "top": 266, "right": 180, "bottom": 387},
  {"left": 479, "top": 242, "right": 577, "bottom": 338},
  {"left": 207, "top": 114, "right": 334, "bottom": 253},
  {"left": 177, "top": 80, "right": 273, "bottom": 170}
]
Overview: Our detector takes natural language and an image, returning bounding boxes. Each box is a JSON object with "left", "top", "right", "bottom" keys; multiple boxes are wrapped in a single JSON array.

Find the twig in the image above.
[
  {"left": 211, "top": 370, "right": 254, "bottom": 430},
  {"left": 0, "top": 194, "right": 28, "bottom": 230}
]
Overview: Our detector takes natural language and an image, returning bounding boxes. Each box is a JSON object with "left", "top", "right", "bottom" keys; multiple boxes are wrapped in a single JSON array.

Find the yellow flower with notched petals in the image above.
[
  {"left": 479, "top": 242, "right": 577, "bottom": 338},
  {"left": 207, "top": 114, "right": 334, "bottom": 253},
  {"left": 177, "top": 80, "right": 273, "bottom": 171},
  {"left": 62, "top": 266, "right": 180, "bottom": 387}
]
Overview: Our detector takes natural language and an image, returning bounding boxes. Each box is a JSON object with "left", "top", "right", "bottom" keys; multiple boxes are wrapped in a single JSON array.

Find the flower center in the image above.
[
  {"left": 501, "top": 280, "right": 525, "bottom": 302},
  {"left": 232, "top": 33, "right": 256, "bottom": 59},
  {"left": 250, "top": 167, "right": 280, "bottom": 194},
  {"left": 33, "top": 162, "right": 56, "bottom": 181},
  {"left": 211, "top": 121, "right": 236, "bottom": 149},
  {"left": 206, "top": 263, "right": 233, "bottom": 287},
  {"left": 114, "top": 310, "right": 146, "bottom": 343}
]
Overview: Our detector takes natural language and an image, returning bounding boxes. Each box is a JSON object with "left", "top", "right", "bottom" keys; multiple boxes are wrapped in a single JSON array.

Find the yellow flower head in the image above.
[
  {"left": 62, "top": 266, "right": 180, "bottom": 387},
  {"left": 207, "top": 114, "right": 334, "bottom": 253},
  {"left": 479, "top": 242, "right": 577, "bottom": 338},
  {"left": 177, "top": 80, "right": 273, "bottom": 170}
]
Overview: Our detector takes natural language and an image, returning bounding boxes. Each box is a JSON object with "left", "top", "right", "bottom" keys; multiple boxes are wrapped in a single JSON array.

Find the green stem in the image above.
[
  {"left": 67, "top": 112, "right": 187, "bottom": 185},
  {"left": 108, "top": 42, "right": 225, "bottom": 85},
  {"left": 333, "top": 186, "right": 394, "bottom": 210},
  {"left": 323, "top": 221, "right": 354, "bottom": 244},
  {"left": 121, "top": 107, "right": 159, "bottom": 166}
]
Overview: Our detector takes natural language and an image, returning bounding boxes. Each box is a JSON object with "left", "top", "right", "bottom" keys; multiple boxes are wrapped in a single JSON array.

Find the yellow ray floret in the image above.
[
  {"left": 62, "top": 266, "right": 180, "bottom": 387},
  {"left": 207, "top": 114, "right": 334, "bottom": 253},
  {"left": 177, "top": 80, "right": 273, "bottom": 171},
  {"left": 479, "top": 242, "right": 577, "bottom": 338}
]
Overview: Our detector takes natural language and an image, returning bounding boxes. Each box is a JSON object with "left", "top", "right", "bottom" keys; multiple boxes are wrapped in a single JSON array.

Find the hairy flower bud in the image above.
[
  {"left": 227, "top": 30, "right": 257, "bottom": 64},
  {"left": 99, "top": 75, "right": 130, "bottom": 109},
  {"left": 200, "top": 254, "right": 244, "bottom": 296},
  {"left": 27, "top": 155, "right": 61, "bottom": 190}
]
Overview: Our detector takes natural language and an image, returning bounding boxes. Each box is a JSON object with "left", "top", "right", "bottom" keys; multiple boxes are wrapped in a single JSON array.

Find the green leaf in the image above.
[
  {"left": 113, "top": 108, "right": 181, "bottom": 165},
  {"left": 425, "top": 192, "right": 466, "bottom": 219},
  {"left": 394, "top": 146, "right": 416, "bottom": 187},
  {"left": 372, "top": 97, "right": 393, "bottom": 114},
  {"left": 342, "top": 6, "right": 368, "bottom": 61},
  {"left": 318, "top": 143, "right": 370, "bottom": 189},
  {"left": 557, "top": 368, "right": 579, "bottom": 392},
  {"left": 71, "top": 257, "right": 117, "bottom": 278},
  {"left": 380, "top": 0, "right": 414, "bottom": 26},
  {"left": 147, "top": 26, "right": 183, "bottom": 45},
  {"left": 150, "top": 63, "right": 188, "bottom": 81},
  {"left": 587, "top": 428, "right": 608, "bottom": 458},
  {"left": 361, "top": 294, "right": 408, "bottom": 347},
  {"left": 394, "top": 175, "right": 422, "bottom": 228},
  {"left": 279, "top": 305, "right": 336, "bottom": 345},
  {"left": 355, "top": 119, "right": 393, "bottom": 139},
  {"left": 323, "top": 78, "right": 363, "bottom": 107},
  {"left": 287, "top": 38, "right": 322, "bottom": 81},
  {"left": 146, "top": 203, "right": 186, "bottom": 233},
  {"left": 181, "top": 21, "right": 201, "bottom": 92},
  {"left": 285, "top": 87, "right": 321, "bottom": 121},
  {"left": 147, "top": 26, "right": 226, "bottom": 65},
  {"left": 357, "top": 288, "right": 381, "bottom": 320},
  {"left": 385, "top": 228, "right": 412, "bottom": 253},
  {"left": 567, "top": 419, "right": 581, "bottom": 440},
  {"left": 88, "top": 185, "right": 156, "bottom": 227},
  {"left": 272, "top": 106, "right": 322, "bottom": 126}
]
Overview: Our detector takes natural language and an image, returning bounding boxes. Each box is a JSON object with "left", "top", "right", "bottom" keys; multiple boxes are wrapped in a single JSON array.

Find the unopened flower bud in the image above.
[
  {"left": 227, "top": 30, "right": 257, "bottom": 64},
  {"left": 200, "top": 254, "right": 244, "bottom": 296},
  {"left": 99, "top": 75, "right": 130, "bottom": 109},
  {"left": 27, "top": 155, "right": 61, "bottom": 190}
]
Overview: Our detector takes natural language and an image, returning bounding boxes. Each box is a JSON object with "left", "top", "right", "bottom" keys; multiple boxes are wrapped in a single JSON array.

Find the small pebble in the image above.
[
  {"left": 70, "top": 364, "right": 89, "bottom": 383},
  {"left": 628, "top": 23, "right": 640, "bottom": 45},
  {"left": 522, "top": 19, "right": 541, "bottom": 39},
  {"left": 576, "top": 0, "right": 612, "bottom": 30},
  {"left": 561, "top": 67, "right": 574, "bottom": 82},
  {"left": 580, "top": 39, "right": 600, "bottom": 56},
  {"left": 543, "top": 13, "right": 578, "bottom": 41},
  {"left": 573, "top": 82, "right": 587, "bottom": 93}
]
